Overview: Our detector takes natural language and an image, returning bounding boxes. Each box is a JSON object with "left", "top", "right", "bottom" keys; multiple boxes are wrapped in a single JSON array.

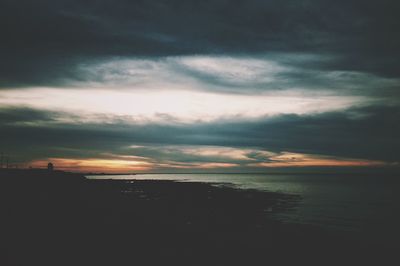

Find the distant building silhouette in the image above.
[{"left": 47, "top": 162, "right": 54, "bottom": 171}]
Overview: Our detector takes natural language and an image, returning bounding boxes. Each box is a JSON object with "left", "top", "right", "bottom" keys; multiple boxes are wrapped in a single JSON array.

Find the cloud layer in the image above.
[
  {"left": 0, "top": 105, "right": 398, "bottom": 171},
  {"left": 1, "top": 0, "right": 399, "bottom": 171},
  {"left": 1, "top": 0, "right": 400, "bottom": 87}
]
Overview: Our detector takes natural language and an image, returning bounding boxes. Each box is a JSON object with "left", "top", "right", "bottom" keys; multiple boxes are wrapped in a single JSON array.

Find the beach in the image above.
[{"left": 1, "top": 170, "right": 397, "bottom": 266}]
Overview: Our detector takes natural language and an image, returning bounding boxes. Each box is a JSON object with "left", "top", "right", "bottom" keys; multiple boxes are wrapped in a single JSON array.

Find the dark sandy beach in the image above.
[{"left": 0, "top": 170, "right": 397, "bottom": 266}]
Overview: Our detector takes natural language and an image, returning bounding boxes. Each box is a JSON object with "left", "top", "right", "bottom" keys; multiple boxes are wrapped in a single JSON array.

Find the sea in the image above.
[{"left": 88, "top": 173, "right": 400, "bottom": 236}]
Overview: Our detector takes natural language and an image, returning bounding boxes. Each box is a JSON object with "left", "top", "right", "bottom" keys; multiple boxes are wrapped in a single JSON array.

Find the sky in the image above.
[{"left": 0, "top": 0, "right": 399, "bottom": 173}]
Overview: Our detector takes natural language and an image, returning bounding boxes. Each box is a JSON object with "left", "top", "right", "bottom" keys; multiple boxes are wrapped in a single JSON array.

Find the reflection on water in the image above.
[{"left": 88, "top": 173, "right": 400, "bottom": 234}]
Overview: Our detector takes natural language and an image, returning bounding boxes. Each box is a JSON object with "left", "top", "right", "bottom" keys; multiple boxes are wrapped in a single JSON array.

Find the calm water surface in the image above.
[{"left": 89, "top": 173, "right": 400, "bottom": 234}]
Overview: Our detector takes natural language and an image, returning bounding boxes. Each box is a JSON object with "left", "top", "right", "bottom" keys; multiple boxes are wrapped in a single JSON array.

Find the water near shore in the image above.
[
  {"left": 90, "top": 173, "right": 400, "bottom": 235},
  {"left": 2, "top": 170, "right": 399, "bottom": 265}
]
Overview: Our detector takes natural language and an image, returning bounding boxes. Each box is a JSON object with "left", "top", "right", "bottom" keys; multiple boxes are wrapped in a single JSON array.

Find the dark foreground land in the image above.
[{"left": 0, "top": 170, "right": 397, "bottom": 266}]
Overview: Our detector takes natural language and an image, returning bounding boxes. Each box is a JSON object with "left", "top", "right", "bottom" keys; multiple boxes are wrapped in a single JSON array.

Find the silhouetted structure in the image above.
[
  {"left": 1, "top": 153, "right": 10, "bottom": 168},
  {"left": 47, "top": 162, "right": 54, "bottom": 171}
]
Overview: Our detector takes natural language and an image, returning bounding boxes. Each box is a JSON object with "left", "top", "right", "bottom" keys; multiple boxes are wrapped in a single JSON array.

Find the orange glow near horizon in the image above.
[
  {"left": 30, "top": 158, "right": 153, "bottom": 173},
  {"left": 29, "top": 158, "right": 240, "bottom": 173},
  {"left": 28, "top": 150, "right": 387, "bottom": 173},
  {"left": 248, "top": 152, "right": 386, "bottom": 168}
]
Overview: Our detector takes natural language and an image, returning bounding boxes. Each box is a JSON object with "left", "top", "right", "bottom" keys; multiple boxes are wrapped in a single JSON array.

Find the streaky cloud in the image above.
[{"left": 0, "top": 105, "right": 399, "bottom": 168}]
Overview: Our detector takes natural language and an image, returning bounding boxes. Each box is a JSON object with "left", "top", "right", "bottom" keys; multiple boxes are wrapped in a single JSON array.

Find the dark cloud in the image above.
[
  {"left": 1, "top": 0, "right": 399, "bottom": 87},
  {"left": 0, "top": 107, "right": 56, "bottom": 124},
  {"left": 1, "top": 0, "right": 399, "bottom": 170},
  {"left": 0, "top": 105, "right": 399, "bottom": 165}
]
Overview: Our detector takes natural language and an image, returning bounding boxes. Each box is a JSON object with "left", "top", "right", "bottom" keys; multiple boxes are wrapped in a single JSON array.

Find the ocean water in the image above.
[{"left": 89, "top": 173, "right": 400, "bottom": 234}]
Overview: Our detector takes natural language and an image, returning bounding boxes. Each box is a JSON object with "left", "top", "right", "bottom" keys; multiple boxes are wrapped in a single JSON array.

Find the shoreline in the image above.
[{"left": 1, "top": 169, "right": 397, "bottom": 265}]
